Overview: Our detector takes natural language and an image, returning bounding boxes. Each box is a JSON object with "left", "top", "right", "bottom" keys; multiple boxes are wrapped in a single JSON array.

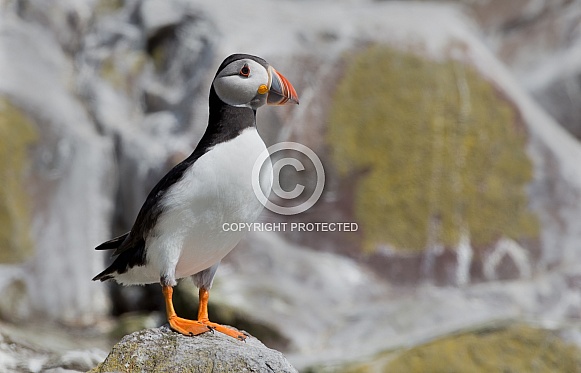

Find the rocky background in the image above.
[{"left": 2, "top": 0, "right": 581, "bottom": 371}]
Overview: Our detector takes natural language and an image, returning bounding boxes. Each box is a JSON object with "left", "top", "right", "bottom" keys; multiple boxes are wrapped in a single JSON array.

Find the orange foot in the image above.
[
  {"left": 199, "top": 319, "right": 248, "bottom": 341},
  {"left": 196, "top": 287, "right": 248, "bottom": 341},
  {"left": 168, "top": 315, "right": 212, "bottom": 337},
  {"left": 162, "top": 285, "right": 248, "bottom": 341}
]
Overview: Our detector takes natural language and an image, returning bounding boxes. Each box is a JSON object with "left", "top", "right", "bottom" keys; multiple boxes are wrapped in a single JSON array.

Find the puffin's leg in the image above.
[
  {"left": 197, "top": 286, "right": 248, "bottom": 341},
  {"left": 162, "top": 285, "right": 211, "bottom": 336}
]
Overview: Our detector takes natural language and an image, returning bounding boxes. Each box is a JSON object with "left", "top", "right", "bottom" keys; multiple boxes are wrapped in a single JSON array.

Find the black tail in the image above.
[
  {"left": 94, "top": 232, "right": 129, "bottom": 251},
  {"left": 93, "top": 233, "right": 146, "bottom": 282},
  {"left": 92, "top": 232, "right": 130, "bottom": 282},
  {"left": 92, "top": 269, "right": 114, "bottom": 282}
]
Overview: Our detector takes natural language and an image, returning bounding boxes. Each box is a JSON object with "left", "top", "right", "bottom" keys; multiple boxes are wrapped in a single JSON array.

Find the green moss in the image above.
[
  {"left": 367, "top": 325, "right": 581, "bottom": 373},
  {"left": 327, "top": 46, "right": 538, "bottom": 252},
  {"left": 0, "top": 98, "right": 37, "bottom": 263}
]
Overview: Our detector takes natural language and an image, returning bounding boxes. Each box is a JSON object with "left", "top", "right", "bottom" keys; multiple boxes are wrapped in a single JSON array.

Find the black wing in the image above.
[{"left": 99, "top": 148, "right": 209, "bottom": 258}]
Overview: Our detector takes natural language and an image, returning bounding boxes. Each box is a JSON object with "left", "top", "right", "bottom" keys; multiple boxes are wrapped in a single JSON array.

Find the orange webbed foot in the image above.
[
  {"left": 196, "top": 287, "right": 248, "bottom": 341},
  {"left": 199, "top": 320, "right": 248, "bottom": 341},
  {"left": 163, "top": 285, "right": 247, "bottom": 341},
  {"left": 168, "top": 315, "right": 212, "bottom": 337}
]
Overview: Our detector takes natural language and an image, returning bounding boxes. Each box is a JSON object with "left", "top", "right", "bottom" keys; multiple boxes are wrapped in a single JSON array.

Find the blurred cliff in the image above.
[{"left": 2, "top": 0, "right": 581, "bottom": 371}]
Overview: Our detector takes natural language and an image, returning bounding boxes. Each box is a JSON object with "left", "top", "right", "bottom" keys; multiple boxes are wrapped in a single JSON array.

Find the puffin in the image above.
[{"left": 93, "top": 54, "right": 299, "bottom": 341}]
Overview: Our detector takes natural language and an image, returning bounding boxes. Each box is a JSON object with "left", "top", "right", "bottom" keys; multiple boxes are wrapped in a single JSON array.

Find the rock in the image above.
[
  {"left": 139, "top": 0, "right": 189, "bottom": 37},
  {"left": 0, "top": 5, "right": 114, "bottom": 323},
  {"left": 220, "top": 231, "right": 581, "bottom": 370},
  {"left": 193, "top": 0, "right": 581, "bottom": 369},
  {"left": 336, "top": 324, "right": 581, "bottom": 373},
  {"left": 5, "top": 0, "right": 581, "bottom": 371},
  {"left": 0, "top": 0, "right": 218, "bottom": 323},
  {"left": 90, "top": 326, "right": 298, "bottom": 373},
  {"left": 77, "top": 0, "right": 217, "bottom": 231},
  {"left": 463, "top": 0, "right": 581, "bottom": 140},
  {"left": 217, "top": 232, "right": 387, "bottom": 355},
  {"left": 199, "top": 0, "right": 581, "bottom": 286},
  {"left": 0, "top": 320, "right": 108, "bottom": 373}
]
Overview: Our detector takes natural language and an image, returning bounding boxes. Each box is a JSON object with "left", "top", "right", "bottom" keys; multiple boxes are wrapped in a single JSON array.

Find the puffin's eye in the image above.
[{"left": 239, "top": 64, "right": 250, "bottom": 77}]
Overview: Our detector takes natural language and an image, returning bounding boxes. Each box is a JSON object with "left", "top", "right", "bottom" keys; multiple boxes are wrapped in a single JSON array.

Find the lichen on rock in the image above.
[
  {"left": 0, "top": 98, "right": 37, "bottom": 263},
  {"left": 327, "top": 45, "right": 539, "bottom": 253},
  {"left": 339, "top": 324, "right": 581, "bottom": 373}
]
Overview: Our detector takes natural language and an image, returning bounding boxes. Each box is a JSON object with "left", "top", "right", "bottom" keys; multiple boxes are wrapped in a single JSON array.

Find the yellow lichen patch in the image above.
[
  {"left": 327, "top": 46, "right": 538, "bottom": 252},
  {"left": 375, "top": 325, "right": 581, "bottom": 373},
  {"left": 0, "top": 98, "right": 37, "bottom": 263}
]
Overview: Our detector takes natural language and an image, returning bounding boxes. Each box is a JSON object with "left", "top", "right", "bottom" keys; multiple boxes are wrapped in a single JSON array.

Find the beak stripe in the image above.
[{"left": 267, "top": 67, "right": 299, "bottom": 105}]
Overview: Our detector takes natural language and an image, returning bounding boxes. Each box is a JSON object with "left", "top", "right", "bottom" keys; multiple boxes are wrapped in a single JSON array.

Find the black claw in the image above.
[
  {"left": 189, "top": 332, "right": 194, "bottom": 337},
  {"left": 208, "top": 326, "right": 215, "bottom": 334}
]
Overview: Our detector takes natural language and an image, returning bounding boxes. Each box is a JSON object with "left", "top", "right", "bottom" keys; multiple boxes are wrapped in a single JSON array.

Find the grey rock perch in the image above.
[{"left": 89, "top": 325, "right": 298, "bottom": 373}]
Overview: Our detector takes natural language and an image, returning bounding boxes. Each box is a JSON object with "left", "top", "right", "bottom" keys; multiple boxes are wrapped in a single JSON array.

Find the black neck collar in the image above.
[{"left": 188, "top": 87, "right": 256, "bottom": 161}]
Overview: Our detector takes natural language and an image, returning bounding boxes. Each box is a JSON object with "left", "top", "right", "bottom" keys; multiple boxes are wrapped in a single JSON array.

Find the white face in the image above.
[{"left": 212, "top": 58, "right": 270, "bottom": 109}]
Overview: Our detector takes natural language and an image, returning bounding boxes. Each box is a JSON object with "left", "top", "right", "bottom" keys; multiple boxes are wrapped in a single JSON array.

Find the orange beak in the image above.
[{"left": 267, "top": 67, "right": 299, "bottom": 105}]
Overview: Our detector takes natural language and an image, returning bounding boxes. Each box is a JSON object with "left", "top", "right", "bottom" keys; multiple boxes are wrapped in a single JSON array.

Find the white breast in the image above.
[{"left": 138, "top": 127, "right": 272, "bottom": 283}]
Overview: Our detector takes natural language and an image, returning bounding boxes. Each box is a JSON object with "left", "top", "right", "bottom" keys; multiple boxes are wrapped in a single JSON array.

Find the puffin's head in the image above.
[{"left": 212, "top": 54, "right": 299, "bottom": 110}]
